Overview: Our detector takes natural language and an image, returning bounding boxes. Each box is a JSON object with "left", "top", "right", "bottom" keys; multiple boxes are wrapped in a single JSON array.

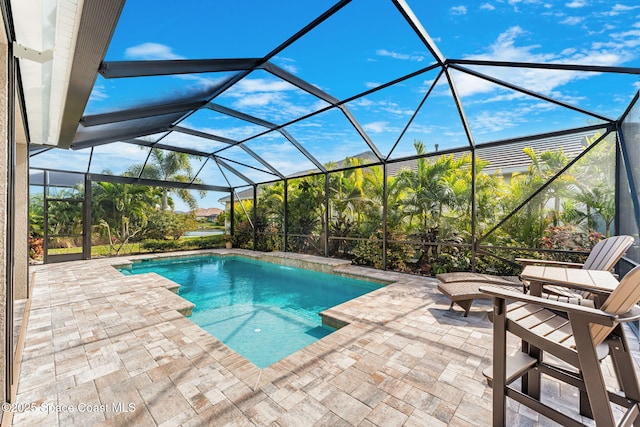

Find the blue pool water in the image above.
[{"left": 118, "top": 255, "right": 382, "bottom": 368}]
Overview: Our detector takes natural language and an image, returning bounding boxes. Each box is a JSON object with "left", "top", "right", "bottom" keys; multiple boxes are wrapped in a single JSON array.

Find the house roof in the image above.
[
  {"left": 194, "top": 207, "right": 223, "bottom": 217},
  {"left": 388, "top": 130, "right": 593, "bottom": 176},
  {"left": 219, "top": 129, "right": 597, "bottom": 202}
]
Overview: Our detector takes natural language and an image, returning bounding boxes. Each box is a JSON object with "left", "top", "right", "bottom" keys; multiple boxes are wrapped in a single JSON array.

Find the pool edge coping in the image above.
[{"left": 107, "top": 249, "right": 414, "bottom": 382}]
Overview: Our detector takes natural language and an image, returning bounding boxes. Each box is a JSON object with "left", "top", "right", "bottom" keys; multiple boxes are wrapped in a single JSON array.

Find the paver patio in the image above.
[{"left": 7, "top": 250, "right": 638, "bottom": 426}]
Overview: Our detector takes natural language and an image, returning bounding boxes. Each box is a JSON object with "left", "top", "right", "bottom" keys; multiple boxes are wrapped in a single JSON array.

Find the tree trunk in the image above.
[{"left": 162, "top": 189, "right": 168, "bottom": 211}]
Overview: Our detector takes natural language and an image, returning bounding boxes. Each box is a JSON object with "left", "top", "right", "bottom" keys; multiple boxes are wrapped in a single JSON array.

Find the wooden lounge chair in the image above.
[
  {"left": 436, "top": 273, "right": 524, "bottom": 316},
  {"left": 481, "top": 264, "right": 640, "bottom": 426},
  {"left": 437, "top": 280, "right": 522, "bottom": 317},
  {"left": 436, "top": 235, "right": 634, "bottom": 315},
  {"left": 436, "top": 272, "right": 522, "bottom": 286}
]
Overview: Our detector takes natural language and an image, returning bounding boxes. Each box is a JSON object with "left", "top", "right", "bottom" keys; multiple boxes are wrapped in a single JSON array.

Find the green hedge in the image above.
[{"left": 141, "top": 235, "right": 224, "bottom": 252}]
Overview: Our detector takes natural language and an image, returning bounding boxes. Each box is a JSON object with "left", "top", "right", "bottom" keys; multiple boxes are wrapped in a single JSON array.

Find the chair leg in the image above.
[
  {"left": 521, "top": 341, "right": 541, "bottom": 400},
  {"left": 579, "top": 390, "right": 593, "bottom": 419},
  {"left": 521, "top": 280, "right": 543, "bottom": 400},
  {"left": 492, "top": 297, "right": 507, "bottom": 426},
  {"left": 572, "top": 314, "right": 617, "bottom": 426},
  {"left": 607, "top": 330, "right": 640, "bottom": 426},
  {"left": 456, "top": 299, "right": 473, "bottom": 317}
]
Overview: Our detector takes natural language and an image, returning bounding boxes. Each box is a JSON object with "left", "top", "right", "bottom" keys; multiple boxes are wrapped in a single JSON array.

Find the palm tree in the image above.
[
  {"left": 396, "top": 141, "right": 457, "bottom": 233},
  {"left": 128, "top": 149, "right": 205, "bottom": 211},
  {"left": 360, "top": 165, "right": 404, "bottom": 235},
  {"left": 565, "top": 185, "right": 615, "bottom": 237},
  {"left": 287, "top": 175, "right": 326, "bottom": 253},
  {"left": 256, "top": 182, "right": 286, "bottom": 250},
  {"left": 92, "top": 181, "right": 159, "bottom": 254},
  {"left": 476, "top": 163, "right": 508, "bottom": 239},
  {"left": 328, "top": 158, "right": 366, "bottom": 228},
  {"left": 258, "top": 181, "right": 285, "bottom": 224},
  {"left": 495, "top": 147, "right": 575, "bottom": 247},
  {"left": 568, "top": 133, "right": 616, "bottom": 237}
]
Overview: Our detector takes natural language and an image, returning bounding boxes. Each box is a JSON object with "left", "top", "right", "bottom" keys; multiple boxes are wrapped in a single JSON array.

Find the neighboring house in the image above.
[
  {"left": 194, "top": 207, "right": 223, "bottom": 222},
  {"left": 218, "top": 188, "right": 262, "bottom": 208},
  {"left": 387, "top": 131, "right": 592, "bottom": 180},
  {"left": 218, "top": 131, "right": 593, "bottom": 206}
]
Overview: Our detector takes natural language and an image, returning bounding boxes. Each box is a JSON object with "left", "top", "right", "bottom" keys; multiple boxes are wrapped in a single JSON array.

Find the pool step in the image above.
[{"left": 319, "top": 312, "right": 349, "bottom": 330}]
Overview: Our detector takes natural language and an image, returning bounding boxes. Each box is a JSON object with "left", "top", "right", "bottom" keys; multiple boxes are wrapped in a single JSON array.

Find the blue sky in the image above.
[{"left": 32, "top": 0, "right": 640, "bottom": 211}]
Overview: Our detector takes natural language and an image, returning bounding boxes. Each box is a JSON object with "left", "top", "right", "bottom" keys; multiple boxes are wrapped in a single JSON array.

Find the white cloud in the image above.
[
  {"left": 503, "top": 0, "right": 550, "bottom": 12},
  {"left": 175, "top": 74, "right": 230, "bottom": 92},
  {"left": 469, "top": 100, "right": 561, "bottom": 135},
  {"left": 471, "top": 110, "right": 519, "bottom": 133},
  {"left": 565, "top": 0, "right": 587, "bottom": 8},
  {"left": 448, "top": 74, "right": 496, "bottom": 98},
  {"left": 352, "top": 98, "right": 414, "bottom": 117},
  {"left": 480, "top": 3, "right": 496, "bottom": 11},
  {"left": 30, "top": 149, "right": 91, "bottom": 172},
  {"left": 355, "top": 98, "right": 374, "bottom": 108},
  {"left": 229, "top": 140, "right": 312, "bottom": 176},
  {"left": 613, "top": 4, "right": 639, "bottom": 12},
  {"left": 376, "top": 49, "right": 425, "bottom": 62},
  {"left": 218, "top": 77, "right": 330, "bottom": 123},
  {"left": 592, "top": 29, "right": 640, "bottom": 50},
  {"left": 160, "top": 130, "right": 228, "bottom": 151},
  {"left": 234, "top": 78, "right": 293, "bottom": 93},
  {"left": 363, "top": 121, "right": 388, "bottom": 133},
  {"left": 273, "top": 56, "right": 298, "bottom": 74},
  {"left": 124, "top": 43, "right": 183, "bottom": 60},
  {"left": 90, "top": 143, "right": 156, "bottom": 171},
  {"left": 280, "top": 63, "right": 298, "bottom": 74},
  {"left": 89, "top": 84, "right": 108, "bottom": 102},
  {"left": 601, "top": 4, "right": 640, "bottom": 16},
  {"left": 586, "top": 23, "right": 616, "bottom": 36},
  {"left": 451, "top": 5, "right": 468, "bottom": 15},
  {"left": 235, "top": 92, "right": 285, "bottom": 108},
  {"left": 610, "top": 29, "right": 640, "bottom": 46},
  {"left": 449, "top": 24, "right": 635, "bottom": 105},
  {"left": 171, "top": 15, "right": 639, "bottom": 144},
  {"left": 560, "top": 16, "right": 584, "bottom": 25}
]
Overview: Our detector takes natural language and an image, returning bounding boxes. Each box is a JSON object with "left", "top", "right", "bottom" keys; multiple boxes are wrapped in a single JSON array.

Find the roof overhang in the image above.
[{"left": 11, "top": 0, "right": 124, "bottom": 148}]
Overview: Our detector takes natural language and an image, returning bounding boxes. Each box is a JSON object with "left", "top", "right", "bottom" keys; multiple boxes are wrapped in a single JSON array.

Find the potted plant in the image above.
[{"left": 223, "top": 233, "right": 233, "bottom": 249}]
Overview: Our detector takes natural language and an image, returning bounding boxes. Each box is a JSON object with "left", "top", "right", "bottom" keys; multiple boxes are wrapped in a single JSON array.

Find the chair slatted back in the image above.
[
  {"left": 590, "top": 264, "right": 640, "bottom": 345},
  {"left": 583, "top": 235, "right": 634, "bottom": 271},
  {"left": 549, "top": 235, "right": 634, "bottom": 300}
]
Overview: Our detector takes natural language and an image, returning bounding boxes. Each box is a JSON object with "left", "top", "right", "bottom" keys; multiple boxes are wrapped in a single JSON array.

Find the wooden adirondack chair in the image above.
[
  {"left": 436, "top": 235, "right": 634, "bottom": 316},
  {"left": 516, "top": 234, "right": 635, "bottom": 305},
  {"left": 481, "top": 264, "right": 640, "bottom": 426}
]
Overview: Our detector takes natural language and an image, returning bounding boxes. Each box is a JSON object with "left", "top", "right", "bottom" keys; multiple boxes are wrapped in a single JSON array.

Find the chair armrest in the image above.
[
  {"left": 515, "top": 258, "right": 584, "bottom": 268},
  {"left": 616, "top": 306, "right": 640, "bottom": 323},
  {"left": 479, "top": 285, "right": 616, "bottom": 326}
]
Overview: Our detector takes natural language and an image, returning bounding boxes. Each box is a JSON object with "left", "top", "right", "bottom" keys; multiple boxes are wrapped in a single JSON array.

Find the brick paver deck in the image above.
[{"left": 7, "top": 250, "right": 637, "bottom": 426}]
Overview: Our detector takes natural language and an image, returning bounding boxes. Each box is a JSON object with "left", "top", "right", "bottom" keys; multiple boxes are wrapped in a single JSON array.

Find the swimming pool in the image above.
[{"left": 118, "top": 255, "right": 383, "bottom": 368}]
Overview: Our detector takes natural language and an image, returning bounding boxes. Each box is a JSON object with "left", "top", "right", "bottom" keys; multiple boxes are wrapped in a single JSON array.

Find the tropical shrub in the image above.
[
  {"left": 140, "top": 235, "right": 223, "bottom": 252},
  {"left": 538, "top": 225, "right": 602, "bottom": 263},
  {"left": 140, "top": 239, "right": 182, "bottom": 252},
  {"left": 144, "top": 211, "right": 199, "bottom": 240},
  {"left": 430, "top": 249, "right": 471, "bottom": 275},
  {"left": 352, "top": 229, "right": 415, "bottom": 271},
  {"left": 232, "top": 220, "right": 254, "bottom": 249},
  {"left": 29, "top": 237, "right": 44, "bottom": 260}
]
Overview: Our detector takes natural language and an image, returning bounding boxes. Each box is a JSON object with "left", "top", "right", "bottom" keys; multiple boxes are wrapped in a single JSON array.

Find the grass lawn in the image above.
[
  {"left": 42, "top": 234, "right": 225, "bottom": 260},
  {"left": 46, "top": 243, "right": 151, "bottom": 257},
  {"left": 195, "top": 222, "right": 224, "bottom": 230}
]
